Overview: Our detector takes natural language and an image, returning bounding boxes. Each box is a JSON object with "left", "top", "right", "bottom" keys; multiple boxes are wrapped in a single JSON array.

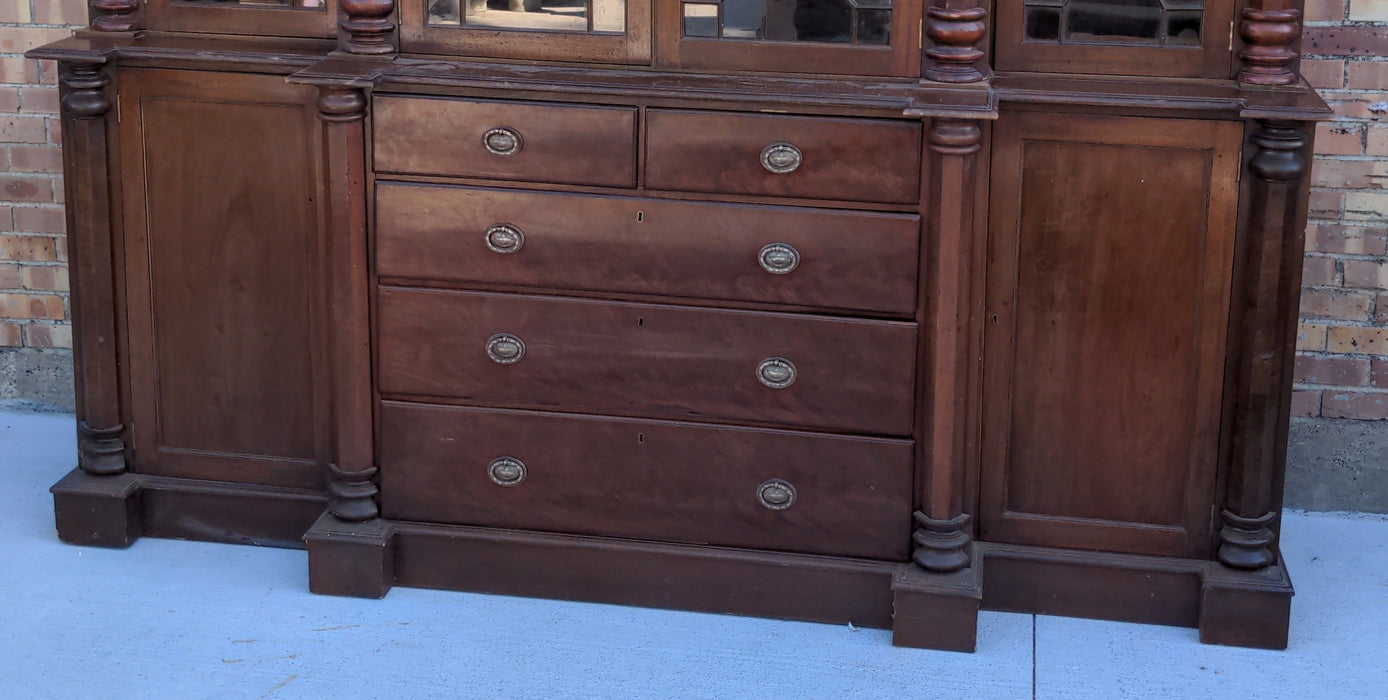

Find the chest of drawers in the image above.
[{"left": 36, "top": 0, "right": 1327, "bottom": 653}]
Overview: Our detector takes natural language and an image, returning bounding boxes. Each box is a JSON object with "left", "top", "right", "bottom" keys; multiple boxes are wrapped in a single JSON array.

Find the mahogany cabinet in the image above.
[{"left": 33, "top": 0, "right": 1328, "bottom": 652}]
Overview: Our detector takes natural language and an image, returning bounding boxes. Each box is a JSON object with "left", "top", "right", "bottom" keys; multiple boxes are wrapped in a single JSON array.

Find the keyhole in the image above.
[
  {"left": 991, "top": 314, "right": 999, "bottom": 324},
  {"left": 637, "top": 317, "right": 644, "bottom": 328},
  {"left": 636, "top": 211, "right": 644, "bottom": 223},
  {"left": 637, "top": 433, "right": 645, "bottom": 444}
]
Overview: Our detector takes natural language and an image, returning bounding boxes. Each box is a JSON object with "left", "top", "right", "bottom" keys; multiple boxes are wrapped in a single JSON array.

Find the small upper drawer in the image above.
[
  {"left": 372, "top": 96, "right": 637, "bottom": 188},
  {"left": 644, "top": 110, "right": 922, "bottom": 205},
  {"left": 375, "top": 182, "right": 921, "bottom": 316}
]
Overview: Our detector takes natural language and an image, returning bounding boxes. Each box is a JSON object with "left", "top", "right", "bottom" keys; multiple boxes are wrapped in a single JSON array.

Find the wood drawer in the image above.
[
  {"left": 379, "top": 402, "right": 914, "bottom": 561},
  {"left": 372, "top": 96, "right": 637, "bottom": 188},
  {"left": 644, "top": 110, "right": 922, "bottom": 204},
  {"left": 376, "top": 182, "right": 921, "bottom": 316},
  {"left": 377, "top": 288, "right": 917, "bottom": 435}
]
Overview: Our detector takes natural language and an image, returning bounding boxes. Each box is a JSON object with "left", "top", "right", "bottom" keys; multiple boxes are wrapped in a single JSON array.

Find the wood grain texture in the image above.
[
  {"left": 373, "top": 96, "right": 637, "bottom": 187},
  {"left": 118, "top": 69, "right": 329, "bottom": 490},
  {"left": 981, "top": 111, "right": 1243, "bottom": 558},
  {"left": 374, "top": 181, "right": 921, "bottom": 316},
  {"left": 379, "top": 401, "right": 914, "bottom": 560},
  {"left": 644, "top": 109, "right": 922, "bottom": 204},
  {"left": 376, "top": 287, "right": 918, "bottom": 435}
]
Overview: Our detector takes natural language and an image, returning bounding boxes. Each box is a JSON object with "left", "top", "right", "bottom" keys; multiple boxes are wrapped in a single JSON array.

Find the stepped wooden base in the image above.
[
  {"left": 51, "top": 471, "right": 1294, "bottom": 652},
  {"left": 49, "top": 467, "right": 326, "bottom": 550}
]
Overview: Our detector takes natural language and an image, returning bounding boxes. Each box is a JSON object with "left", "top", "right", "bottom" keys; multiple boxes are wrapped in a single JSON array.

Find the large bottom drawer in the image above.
[{"left": 379, "top": 401, "right": 915, "bottom": 561}]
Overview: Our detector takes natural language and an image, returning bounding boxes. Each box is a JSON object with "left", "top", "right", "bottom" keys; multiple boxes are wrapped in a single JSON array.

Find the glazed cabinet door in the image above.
[
  {"left": 143, "top": 0, "right": 337, "bottom": 37},
  {"left": 981, "top": 111, "right": 1242, "bottom": 558},
  {"left": 117, "top": 70, "right": 331, "bottom": 490}
]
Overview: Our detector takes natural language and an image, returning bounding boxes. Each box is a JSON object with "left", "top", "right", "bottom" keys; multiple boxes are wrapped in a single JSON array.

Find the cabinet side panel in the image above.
[
  {"left": 983, "top": 112, "right": 1239, "bottom": 557},
  {"left": 122, "top": 70, "right": 326, "bottom": 489}
]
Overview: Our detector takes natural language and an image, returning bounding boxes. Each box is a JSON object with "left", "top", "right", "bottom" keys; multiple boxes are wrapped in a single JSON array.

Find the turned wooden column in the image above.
[
  {"left": 60, "top": 60, "right": 127, "bottom": 479},
  {"left": 319, "top": 86, "right": 379, "bottom": 524},
  {"left": 1238, "top": 1, "right": 1301, "bottom": 85},
  {"left": 923, "top": 1, "right": 987, "bottom": 83},
  {"left": 89, "top": 0, "right": 139, "bottom": 32},
  {"left": 340, "top": 0, "right": 397, "bottom": 55},
  {"left": 914, "top": 118, "right": 982, "bottom": 573},
  {"left": 1219, "top": 119, "right": 1309, "bottom": 570}
]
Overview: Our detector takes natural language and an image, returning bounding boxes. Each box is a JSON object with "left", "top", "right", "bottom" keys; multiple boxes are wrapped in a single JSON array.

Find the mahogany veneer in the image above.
[{"left": 33, "top": 0, "right": 1328, "bottom": 654}]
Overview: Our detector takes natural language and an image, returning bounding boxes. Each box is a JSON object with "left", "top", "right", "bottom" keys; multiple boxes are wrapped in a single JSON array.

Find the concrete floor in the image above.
[{"left": 3, "top": 408, "right": 1386, "bottom": 699}]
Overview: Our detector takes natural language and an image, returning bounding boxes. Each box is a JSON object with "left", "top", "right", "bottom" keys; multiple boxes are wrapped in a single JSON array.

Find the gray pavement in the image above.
[{"left": 2, "top": 408, "right": 1386, "bottom": 698}]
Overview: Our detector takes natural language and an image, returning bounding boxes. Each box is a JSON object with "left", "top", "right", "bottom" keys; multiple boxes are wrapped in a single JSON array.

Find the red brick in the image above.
[
  {"left": 1302, "top": 255, "right": 1337, "bottom": 285},
  {"left": 0, "top": 293, "right": 65, "bottom": 320},
  {"left": 1309, "top": 190, "right": 1345, "bottom": 218},
  {"left": 23, "top": 323, "right": 70, "bottom": 348},
  {"left": 1311, "top": 159, "right": 1388, "bottom": 189},
  {"left": 0, "top": 27, "right": 74, "bottom": 54},
  {"left": 1343, "top": 260, "right": 1388, "bottom": 290},
  {"left": 1305, "top": 0, "right": 1347, "bottom": 20},
  {"left": 1349, "top": 0, "right": 1388, "bottom": 21},
  {"left": 0, "top": 87, "right": 19, "bottom": 113},
  {"left": 1301, "top": 289, "right": 1373, "bottom": 320},
  {"left": 0, "top": 263, "right": 18, "bottom": 289},
  {"left": 1290, "top": 390, "right": 1323, "bottom": 417},
  {"left": 0, "top": 58, "right": 36, "bottom": 85},
  {"left": 0, "top": 322, "right": 20, "bottom": 347},
  {"left": 9, "top": 145, "right": 62, "bottom": 174},
  {"left": 1372, "top": 358, "right": 1388, "bottom": 388},
  {"left": 1303, "top": 26, "right": 1388, "bottom": 57},
  {"left": 34, "top": 0, "right": 87, "bottom": 24},
  {"left": 1348, "top": 61, "right": 1388, "bottom": 89},
  {"left": 0, "top": 177, "right": 53, "bottom": 204},
  {"left": 20, "top": 87, "right": 59, "bottom": 115},
  {"left": 0, "top": 234, "right": 60, "bottom": 262},
  {"left": 1298, "top": 322, "right": 1329, "bottom": 351},
  {"left": 1295, "top": 354, "right": 1371, "bottom": 385},
  {"left": 0, "top": 206, "right": 11, "bottom": 231},
  {"left": 1302, "top": 59, "right": 1346, "bottom": 89},
  {"left": 1328, "top": 326, "right": 1388, "bottom": 354},
  {"left": 1378, "top": 294, "right": 1388, "bottom": 324},
  {"left": 1305, "top": 223, "right": 1388, "bottom": 256},
  {"left": 0, "top": 117, "right": 48, "bottom": 144},
  {"left": 21, "top": 265, "right": 67, "bottom": 292},
  {"left": 12, "top": 207, "right": 64, "bottom": 234},
  {"left": 1370, "top": 128, "right": 1388, "bottom": 157},
  {"left": 1322, "top": 391, "right": 1388, "bottom": 420},
  {"left": 1314, "top": 124, "right": 1363, "bottom": 156},
  {"left": 47, "top": 117, "right": 61, "bottom": 144}
]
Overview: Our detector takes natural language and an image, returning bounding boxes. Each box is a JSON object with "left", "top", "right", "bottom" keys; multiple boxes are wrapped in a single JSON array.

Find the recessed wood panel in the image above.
[
  {"left": 120, "top": 69, "right": 327, "bottom": 489},
  {"left": 981, "top": 111, "right": 1242, "bottom": 558},
  {"left": 379, "top": 401, "right": 914, "bottom": 560}
]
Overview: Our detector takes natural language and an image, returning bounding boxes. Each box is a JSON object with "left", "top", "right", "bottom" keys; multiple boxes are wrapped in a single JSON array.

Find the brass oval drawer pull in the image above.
[
  {"left": 756, "top": 479, "right": 797, "bottom": 510},
  {"left": 486, "top": 333, "right": 526, "bottom": 364},
  {"left": 488, "top": 456, "right": 527, "bottom": 486},
  {"left": 483, "top": 126, "right": 523, "bottom": 156},
  {"left": 760, "top": 142, "right": 802, "bottom": 174},
  {"left": 758, "top": 242, "right": 800, "bottom": 274},
  {"left": 485, "top": 224, "right": 525, "bottom": 254},
  {"left": 756, "top": 357, "right": 797, "bottom": 389}
]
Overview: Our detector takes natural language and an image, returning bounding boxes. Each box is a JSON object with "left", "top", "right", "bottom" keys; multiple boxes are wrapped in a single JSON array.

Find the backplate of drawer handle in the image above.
[
  {"left": 760, "top": 142, "right": 802, "bottom": 174},
  {"left": 757, "top": 479, "right": 797, "bottom": 510},
  {"left": 758, "top": 242, "right": 800, "bottom": 274},
  {"left": 483, "top": 127, "right": 523, "bottom": 156},
  {"left": 486, "top": 333, "right": 526, "bottom": 364},
  {"left": 485, "top": 224, "right": 525, "bottom": 254},
  {"left": 756, "top": 357, "right": 797, "bottom": 389},
  {"left": 488, "top": 456, "right": 527, "bottom": 486}
]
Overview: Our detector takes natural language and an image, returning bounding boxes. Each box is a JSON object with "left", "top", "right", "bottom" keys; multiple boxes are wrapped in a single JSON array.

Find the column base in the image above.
[
  {"left": 305, "top": 512, "right": 396, "bottom": 598},
  {"left": 51, "top": 468, "right": 142, "bottom": 548},
  {"left": 1199, "top": 558, "right": 1293, "bottom": 650},
  {"left": 891, "top": 561, "right": 981, "bottom": 652}
]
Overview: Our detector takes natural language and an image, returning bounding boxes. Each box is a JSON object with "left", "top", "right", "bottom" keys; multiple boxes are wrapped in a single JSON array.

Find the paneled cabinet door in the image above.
[
  {"left": 994, "top": 0, "right": 1236, "bottom": 78},
  {"left": 981, "top": 111, "right": 1243, "bottom": 558},
  {"left": 117, "top": 70, "right": 331, "bottom": 490}
]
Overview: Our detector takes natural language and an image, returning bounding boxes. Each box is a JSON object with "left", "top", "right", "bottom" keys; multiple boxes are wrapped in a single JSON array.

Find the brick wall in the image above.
[
  {"left": 1, "top": 6, "right": 1386, "bottom": 419},
  {"left": 0, "top": 0, "right": 79, "bottom": 383},
  {"left": 1299, "top": 0, "right": 1388, "bottom": 419}
]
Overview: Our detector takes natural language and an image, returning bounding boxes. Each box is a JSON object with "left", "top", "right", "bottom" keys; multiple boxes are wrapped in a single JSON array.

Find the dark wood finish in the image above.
[
  {"left": 392, "top": 522, "right": 899, "bottom": 628},
  {"left": 52, "top": 469, "right": 142, "bottom": 548},
  {"left": 90, "top": 0, "right": 138, "bottom": 32},
  {"left": 376, "top": 287, "right": 918, "bottom": 435},
  {"left": 143, "top": 0, "right": 338, "bottom": 38},
  {"left": 1238, "top": 6, "right": 1302, "bottom": 85},
  {"left": 1218, "top": 119, "right": 1312, "bottom": 570},
  {"left": 341, "top": 0, "right": 397, "bottom": 54},
  {"left": 373, "top": 95, "right": 637, "bottom": 188},
  {"left": 306, "top": 514, "right": 396, "bottom": 597},
  {"left": 645, "top": 109, "right": 921, "bottom": 204},
  {"left": 1199, "top": 563, "right": 1293, "bottom": 649},
  {"left": 379, "top": 401, "right": 914, "bottom": 560},
  {"left": 117, "top": 69, "right": 330, "bottom": 491},
  {"left": 375, "top": 182, "right": 921, "bottom": 315},
  {"left": 652, "top": 0, "right": 922, "bottom": 77},
  {"left": 891, "top": 566, "right": 981, "bottom": 652},
  {"left": 982, "top": 111, "right": 1242, "bottom": 558},
  {"left": 923, "top": 3, "right": 988, "bottom": 83},
  {"left": 398, "top": 0, "right": 653, "bottom": 64},
  {"left": 58, "top": 59, "right": 127, "bottom": 479},
  {"left": 993, "top": 0, "right": 1237, "bottom": 79}
]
